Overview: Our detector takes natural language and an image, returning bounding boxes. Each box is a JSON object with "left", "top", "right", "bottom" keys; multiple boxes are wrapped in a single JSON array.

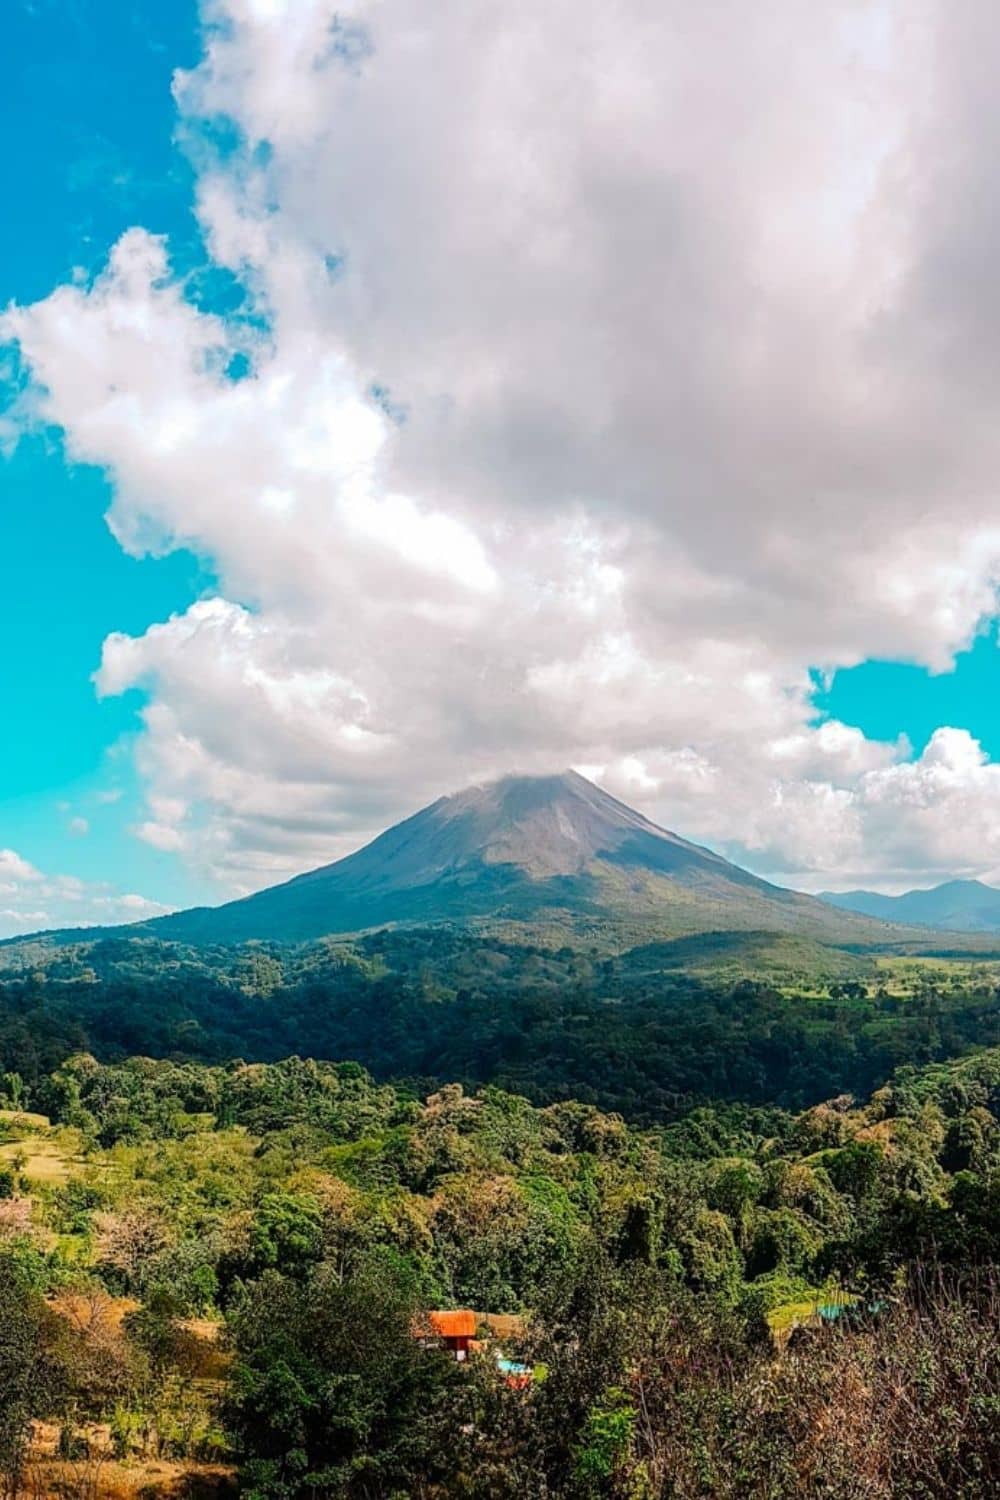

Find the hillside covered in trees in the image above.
[
  {"left": 1, "top": 926, "right": 1000, "bottom": 1494},
  {"left": 2, "top": 928, "right": 1000, "bottom": 1121},
  {"left": 0, "top": 1040, "right": 999, "bottom": 1496}
]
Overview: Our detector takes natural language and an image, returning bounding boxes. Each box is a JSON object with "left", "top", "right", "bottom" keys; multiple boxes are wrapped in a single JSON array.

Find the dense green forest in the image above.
[
  {"left": 2, "top": 929, "right": 1000, "bottom": 1120},
  {"left": 1, "top": 929, "right": 1000, "bottom": 1493},
  {"left": 0, "top": 1036, "right": 1000, "bottom": 1495}
]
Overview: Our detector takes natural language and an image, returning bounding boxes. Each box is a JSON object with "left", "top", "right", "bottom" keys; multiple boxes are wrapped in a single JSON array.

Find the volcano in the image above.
[{"left": 139, "top": 769, "right": 896, "bottom": 946}]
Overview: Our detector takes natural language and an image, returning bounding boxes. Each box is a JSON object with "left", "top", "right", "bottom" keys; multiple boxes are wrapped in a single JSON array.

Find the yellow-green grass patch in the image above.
[
  {"left": 0, "top": 1108, "right": 51, "bottom": 1131},
  {"left": 766, "top": 1292, "right": 857, "bottom": 1340},
  {"left": 766, "top": 1298, "right": 822, "bottom": 1336},
  {"left": 0, "top": 1138, "right": 76, "bottom": 1184}
]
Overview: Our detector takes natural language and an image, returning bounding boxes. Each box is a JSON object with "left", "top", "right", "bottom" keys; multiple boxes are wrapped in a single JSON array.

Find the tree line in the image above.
[{"left": 1, "top": 929, "right": 999, "bottom": 1120}]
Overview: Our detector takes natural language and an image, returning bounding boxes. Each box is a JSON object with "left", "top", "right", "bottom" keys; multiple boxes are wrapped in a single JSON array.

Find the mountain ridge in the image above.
[{"left": 820, "top": 877, "right": 1000, "bottom": 933}]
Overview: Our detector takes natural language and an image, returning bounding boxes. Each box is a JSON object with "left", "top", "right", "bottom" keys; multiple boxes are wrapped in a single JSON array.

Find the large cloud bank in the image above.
[{"left": 8, "top": 0, "right": 1000, "bottom": 894}]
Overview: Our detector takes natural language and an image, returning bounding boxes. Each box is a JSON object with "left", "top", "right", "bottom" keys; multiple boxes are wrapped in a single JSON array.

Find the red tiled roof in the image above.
[{"left": 428, "top": 1309, "right": 477, "bottom": 1339}]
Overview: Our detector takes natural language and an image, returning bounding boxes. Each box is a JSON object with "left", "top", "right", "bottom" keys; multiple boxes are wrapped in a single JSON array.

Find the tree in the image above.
[
  {"left": 224, "top": 1256, "right": 464, "bottom": 1498},
  {"left": 0, "top": 1259, "right": 63, "bottom": 1497},
  {"left": 573, "top": 1386, "right": 637, "bottom": 1495},
  {"left": 94, "top": 1205, "right": 170, "bottom": 1292}
]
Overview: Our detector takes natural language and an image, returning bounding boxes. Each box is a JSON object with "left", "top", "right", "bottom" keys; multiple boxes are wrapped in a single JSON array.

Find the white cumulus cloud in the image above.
[{"left": 7, "top": 0, "right": 1000, "bottom": 894}]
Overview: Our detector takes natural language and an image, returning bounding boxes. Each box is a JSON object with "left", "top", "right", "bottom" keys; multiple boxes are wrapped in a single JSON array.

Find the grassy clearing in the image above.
[
  {"left": 766, "top": 1291, "right": 856, "bottom": 1343},
  {"left": 766, "top": 1299, "right": 822, "bottom": 1337},
  {"left": 0, "top": 1107, "right": 51, "bottom": 1131},
  {"left": 873, "top": 954, "right": 1000, "bottom": 995},
  {"left": 28, "top": 1455, "right": 236, "bottom": 1499},
  {"left": 0, "top": 1138, "right": 73, "bottom": 1184},
  {"left": 0, "top": 1126, "right": 83, "bottom": 1185}
]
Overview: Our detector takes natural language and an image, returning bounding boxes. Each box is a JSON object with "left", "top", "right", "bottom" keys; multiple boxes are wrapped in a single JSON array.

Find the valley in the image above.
[{"left": 2, "top": 1039, "right": 1000, "bottom": 1496}]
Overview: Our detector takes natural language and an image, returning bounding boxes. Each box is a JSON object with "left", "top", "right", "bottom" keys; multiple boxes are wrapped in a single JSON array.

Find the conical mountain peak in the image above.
[
  {"left": 417, "top": 768, "right": 702, "bottom": 878},
  {"left": 134, "top": 768, "right": 893, "bottom": 946}
]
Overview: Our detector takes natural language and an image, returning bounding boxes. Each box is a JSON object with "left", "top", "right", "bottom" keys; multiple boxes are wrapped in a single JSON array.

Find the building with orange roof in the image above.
[
  {"left": 421, "top": 1309, "right": 478, "bottom": 1360},
  {"left": 416, "top": 1310, "right": 534, "bottom": 1383}
]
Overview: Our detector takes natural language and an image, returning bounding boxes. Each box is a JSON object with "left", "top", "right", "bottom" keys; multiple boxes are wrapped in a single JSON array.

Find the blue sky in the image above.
[
  {"left": 0, "top": 0, "right": 216, "bottom": 919},
  {"left": 820, "top": 632, "right": 1000, "bottom": 764},
  {"left": 6, "top": 0, "right": 1000, "bottom": 932}
]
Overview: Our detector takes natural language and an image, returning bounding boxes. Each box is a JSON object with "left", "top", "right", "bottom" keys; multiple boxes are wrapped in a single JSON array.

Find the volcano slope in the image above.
[{"left": 128, "top": 770, "right": 909, "bottom": 950}]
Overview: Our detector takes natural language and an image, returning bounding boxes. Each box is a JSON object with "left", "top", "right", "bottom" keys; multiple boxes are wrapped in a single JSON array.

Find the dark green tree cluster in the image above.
[{"left": 2, "top": 929, "right": 1000, "bottom": 1120}]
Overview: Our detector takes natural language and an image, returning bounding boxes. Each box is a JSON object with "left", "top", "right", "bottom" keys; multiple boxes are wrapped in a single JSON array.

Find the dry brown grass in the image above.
[
  {"left": 23, "top": 1454, "right": 236, "bottom": 1498},
  {"left": 0, "top": 1108, "right": 51, "bottom": 1131}
]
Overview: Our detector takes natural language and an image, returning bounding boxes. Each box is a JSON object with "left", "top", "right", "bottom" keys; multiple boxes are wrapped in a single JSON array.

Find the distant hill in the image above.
[
  {"left": 820, "top": 878, "right": 1000, "bottom": 933},
  {"left": 120, "top": 769, "right": 899, "bottom": 947}
]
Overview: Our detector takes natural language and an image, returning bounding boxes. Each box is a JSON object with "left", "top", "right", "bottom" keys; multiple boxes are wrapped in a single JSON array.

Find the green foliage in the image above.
[
  {"left": 0, "top": 1260, "right": 64, "bottom": 1491},
  {"left": 224, "top": 1258, "right": 464, "bottom": 1498},
  {"left": 824, "top": 1138, "right": 887, "bottom": 1200},
  {"left": 4, "top": 928, "right": 1000, "bottom": 1124},
  {"left": 249, "top": 1192, "right": 324, "bottom": 1277},
  {"left": 0, "top": 937, "right": 999, "bottom": 1491},
  {"left": 574, "top": 1386, "right": 637, "bottom": 1490}
]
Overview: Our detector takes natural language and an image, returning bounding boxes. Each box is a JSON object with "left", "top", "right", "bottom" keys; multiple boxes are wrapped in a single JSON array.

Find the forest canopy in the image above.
[
  {"left": 0, "top": 928, "right": 998, "bottom": 1121},
  {"left": 0, "top": 1033, "right": 997, "bottom": 1494},
  {"left": 0, "top": 930, "right": 999, "bottom": 1493}
]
